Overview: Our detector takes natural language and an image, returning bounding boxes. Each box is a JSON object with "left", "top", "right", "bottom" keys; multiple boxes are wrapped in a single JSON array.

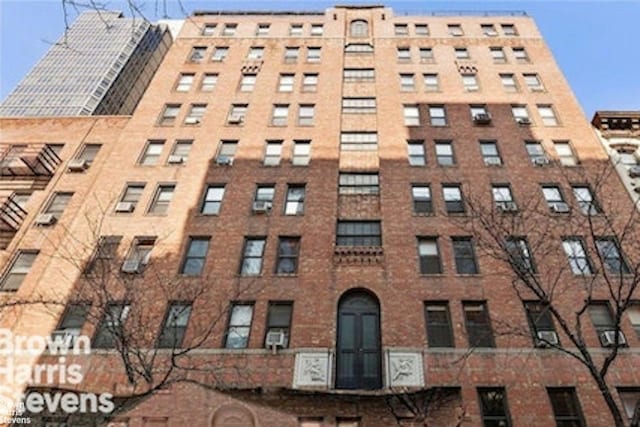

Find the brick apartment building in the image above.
[{"left": 1, "top": 5, "right": 639, "bottom": 427}]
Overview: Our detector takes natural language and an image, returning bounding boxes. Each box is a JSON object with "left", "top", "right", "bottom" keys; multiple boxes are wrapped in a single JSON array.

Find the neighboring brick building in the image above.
[{"left": 1, "top": 5, "right": 639, "bottom": 427}]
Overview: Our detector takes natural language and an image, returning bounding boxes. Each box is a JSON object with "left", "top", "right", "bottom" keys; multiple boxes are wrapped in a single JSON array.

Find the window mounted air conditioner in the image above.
[
  {"left": 67, "top": 158, "right": 88, "bottom": 172},
  {"left": 121, "top": 259, "right": 143, "bottom": 274},
  {"left": 265, "top": 331, "right": 286, "bottom": 348},
  {"left": 536, "top": 330, "right": 559, "bottom": 347},
  {"left": 600, "top": 330, "right": 626, "bottom": 347},
  {"left": 35, "top": 213, "right": 56, "bottom": 226},
  {"left": 517, "top": 117, "right": 532, "bottom": 125},
  {"left": 216, "top": 156, "right": 233, "bottom": 166},
  {"left": 115, "top": 202, "right": 134, "bottom": 213},
  {"left": 551, "top": 202, "right": 570, "bottom": 213},
  {"left": 167, "top": 155, "right": 185, "bottom": 164},
  {"left": 628, "top": 165, "right": 640, "bottom": 178},
  {"left": 497, "top": 202, "right": 518, "bottom": 212},
  {"left": 252, "top": 201, "right": 272, "bottom": 213},
  {"left": 533, "top": 157, "right": 550, "bottom": 166},
  {"left": 473, "top": 113, "right": 492, "bottom": 124},
  {"left": 227, "top": 115, "right": 244, "bottom": 124},
  {"left": 184, "top": 117, "right": 201, "bottom": 125},
  {"left": 485, "top": 157, "right": 502, "bottom": 166}
]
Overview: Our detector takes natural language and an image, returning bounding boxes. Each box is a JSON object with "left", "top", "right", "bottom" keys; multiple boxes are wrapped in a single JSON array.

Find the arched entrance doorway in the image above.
[{"left": 335, "top": 289, "right": 382, "bottom": 389}]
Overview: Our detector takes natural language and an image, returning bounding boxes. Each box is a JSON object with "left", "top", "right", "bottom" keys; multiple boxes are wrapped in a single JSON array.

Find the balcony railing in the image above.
[
  {"left": 0, "top": 192, "right": 27, "bottom": 234},
  {"left": 0, "top": 144, "right": 61, "bottom": 177}
]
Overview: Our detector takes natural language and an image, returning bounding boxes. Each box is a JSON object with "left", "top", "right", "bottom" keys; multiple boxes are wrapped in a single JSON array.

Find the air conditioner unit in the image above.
[
  {"left": 265, "top": 331, "right": 286, "bottom": 348},
  {"left": 536, "top": 330, "right": 559, "bottom": 347},
  {"left": 485, "top": 30, "right": 498, "bottom": 36},
  {"left": 629, "top": 165, "right": 640, "bottom": 178},
  {"left": 167, "top": 155, "right": 184, "bottom": 164},
  {"left": 533, "top": 157, "right": 550, "bottom": 166},
  {"left": 216, "top": 156, "right": 233, "bottom": 166},
  {"left": 121, "top": 259, "right": 142, "bottom": 274},
  {"left": 517, "top": 117, "right": 532, "bottom": 125},
  {"left": 600, "top": 330, "right": 627, "bottom": 347},
  {"left": 485, "top": 157, "right": 502, "bottom": 166},
  {"left": 35, "top": 213, "right": 56, "bottom": 226},
  {"left": 551, "top": 202, "right": 570, "bottom": 213},
  {"left": 211, "top": 57, "right": 224, "bottom": 62},
  {"left": 497, "top": 202, "right": 518, "bottom": 212},
  {"left": 184, "top": 117, "right": 201, "bottom": 125},
  {"left": 67, "top": 158, "right": 88, "bottom": 172},
  {"left": 252, "top": 201, "right": 272, "bottom": 213},
  {"left": 115, "top": 202, "right": 134, "bottom": 213},
  {"left": 227, "top": 115, "right": 244, "bottom": 125},
  {"left": 51, "top": 329, "right": 80, "bottom": 347},
  {"left": 473, "top": 113, "right": 492, "bottom": 124}
]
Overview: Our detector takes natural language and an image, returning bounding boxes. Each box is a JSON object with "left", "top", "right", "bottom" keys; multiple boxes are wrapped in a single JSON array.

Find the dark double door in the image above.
[{"left": 336, "top": 292, "right": 382, "bottom": 390}]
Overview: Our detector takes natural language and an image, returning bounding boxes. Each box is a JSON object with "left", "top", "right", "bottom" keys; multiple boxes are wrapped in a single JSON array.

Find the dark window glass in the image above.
[
  {"left": 463, "top": 302, "right": 495, "bottom": 348},
  {"left": 424, "top": 302, "right": 454, "bottom": 347}
]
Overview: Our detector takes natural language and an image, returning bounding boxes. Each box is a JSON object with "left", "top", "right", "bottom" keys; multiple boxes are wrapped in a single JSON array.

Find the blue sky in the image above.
[{"left": 1, "top": 0, "right": 639, "bottom": 118}]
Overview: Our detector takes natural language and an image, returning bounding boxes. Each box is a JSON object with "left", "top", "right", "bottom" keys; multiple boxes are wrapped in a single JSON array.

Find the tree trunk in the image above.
[{"left": 592, "top": 371, "right": 626, "bottom": 427}]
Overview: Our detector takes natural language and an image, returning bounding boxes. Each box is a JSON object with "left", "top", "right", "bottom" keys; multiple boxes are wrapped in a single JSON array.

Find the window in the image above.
[
  {"left": 455, "top": 47, "right": 470, "bottom": 59},
  {"left": 538, "top": 105, "right": 559, "bottom": 126},
  {"left": 298, "top": 104, "right": 315, "bottom": 126},
  {"left": 264, "top": 141, "right": 283, "bottom": 166},
  {"left": 169, "top": 140, "right": 192, "bottom": 164},
  {"left": 423, "top": 73, "right": 439, "bottom": 92},
  {"left": 501, "top": 24, "right": 517, "bottom": 36},
  {"left": 339, "top": 173, "right": 379, "bottom": 195},
  {"left": 595, "top": 237, "right": 630, "bottom": 274},
  {"left": 311, "top": 24, "right": 323, "bottom": 36},
  {"left": 448, "top": 24, "right": 463, "bottom": 36},
  {"left": 176, "top": 73, "right": 194, "bottom": 92},
  {"left": 157, "top": 303, "right": 192, "bottom": 348},
  {"left": 200, "top": 73, "right": 218, "bottom": 91},
  {"left": 278, "top": 74, "right": 294, "bottom": 92},
  {"left": 490, "top": 47, "right": 506, "bottom": 63},
  {"left": 211, "top": 46, "right": 229, "bottom": 61},
  {"left": 524, "top": 73, "right": 544, "bottom": 91},
  {"left": 336, "top": 221, "right": 381, "bottom": 246},
  {"left": 271, "top": 104, "right": 289, "bottom": 126},
  {"left": 403, "top": 105, "right": 420, "bottom": 126},
  {"left": 302, "top": 73, "right": 318, "bottom": 92},
  {"left": 481, "top": 24, "right": 497, "bottom": 36},
  {"left": 418, "top": 238, "right": 441, "bottom": 274},
  {"left": 75, "top": 144, "right": 101, "bottom": 166},
  {"left": 345, "top": 43, "right": 374, "bottom": 54},
  {"left": 222, "top": 23, "right": 237, "bottom": 36},
  {"left": 184, "top": 104, "right": 206, "bottom": 125},
  {"left": 435, "top": 141, "right": 455, "bottom": 166},
  {"left": 255, "top": 185, "right": 275, "bottom": 204},
  {"left": 148, "top": 185, "right": 175, "bottom": 215},
  {"left": 452, "top": 237, "right": 479, "bottom": 274},
  {"left": 547, "top": 388, "right": 586, "bottom": 427},
  {"left": 429, "top": 105, "right": 447, "bottom": 126},
  {"left": 240, "top": 238, "right": 266, "bottom": 276},
  {"left": 55, "top": 304, "right": 89, "bottom": 342},
  {"left": 554, "top": 141, "right": 577, "bottom": 166},
  {"left": 470, "top": 105, "right": 489, "bottom": 121},
  {"left": 419, "top": 47, "right": 434, "bottom": 63},
  {"left": 350, "top": 20, "right": 368, "bottom": 37},
  {"left": 0, "top": 250, "right": 38, "bottom": 291},
  {"left": 189, "top": 46, "right": 206, "bottom": 62},
  {"left": 526, "top": 141, "right": 548, "bottom": 163},
  {"left": 306, "top": 47, "right": 321, "bottom": 63},
  {"left": 276, "top": 237, "right": 300, "bottom": 274},
  {"left": 572, "top": 186, "right": 600, "bottom": 215},
  {"left": 400, "top": 73, "right": 415, "bottom": 91},
  {"left": 85, "top": 236, "right": 121, "bottom": 274},
  {"left": 342, "top": 98, "right": 376, "bottom": 114},
  {"left": 408, "top": 141, "right": 426, "bottom": 166},
  {"left": 284, "top": 47, "right": 300, "bottom": 63},
  {"left": 424, "top": 302, "right": 454, "bottom": 347},
  {"left": 289, "top": 23, "right": 303, "bottom": 36},
  {"left": 463, "top": 302, "right": 495, "bottom": 348},
  {"left": 344, "top": 68, "right": 375, "bottom": 82},
  {"left": 589, "top": 303, "right": 621, "bottom": 347},
  {"left": 285, "top": 185, "right": 305, "bottom": 215},
  {"left": 124, "top": 236, "right": 155, "bottom": 269},
  {"left": 44, "top": 192, "right": 72, "bottom": 220},
  {"left": 542, "top": 185, "right": 568, "bottom": 212},
  {"left": 394, "top": 24, "right": 409, "bottom": 35},
  {"left": 228, "top": 104, "right": 247, "bottom": 125},
  {"left": 478, "top": 388, "right": 511, "bottom": 427},
  {"left": 618, "top": 388, "right": 640, "bottom": 423},
  {"left": 525, "top": 301, "right": 558, "bottom": 346},
  {"left": 216, "top": 140, "right": 238, "bottom": 164},
  {"left": 481, "top": 141, "right": 502, "bottom": 166},
  {"left": 562, "top": 238, "right": 593, "bottom": 275},
  {"left": 506, "top": 237, "right": 536, "bottom": 273},
  {"left": 12, "top": 193, "right": 30, "bottom": 211},
  {"left": 247, "top": 47, "right": 264, "bottom": 60},
  {"left": 340, "top": 132, "right": 378, "bottom": 151},
  {"left": 224, "top": 303, "right": 254, "bottom": 348},
  {"left": 397, "top": 46, "right": 411, "bottom": 61},
  {"left": 118, "top": 184, "right": 144, "bottom": 211},
  {"left": 412, "top": 185, "right": 432, "bottom": 214},
  {"left": 158, "top": 104, "right": 180, "bottom": 126},
  {"left": 139, "top": 141, "right": 164, "bottom": 165},
  {"left": 492, "top": 185, "right": 514, "bottom": 204},
  {"left": 93, "top": 303, "right": 130, "bottom": 349},
  {"left": 201, "top": 185, "right": 225, "bottom": 215},
  {"left": 180, "top": 237, "right": 210, "bottom": 276},
  {"left": 512, "top": 47, "right": 529, "bottom": 63},
  {"left": 443, "top": 184, "right": 465, "bottom": 214},
  {"left": 415, "top": 24, "right": 429, "bottom": 35},
  {"left": 256, "top": 23, "right": 270, "bottom": 36},
  {"left": 265, "top": 302, "right": 293, "bottom": 347},
  {"left": 511, "top": 105, "right": 530, "bottom": 124},
  {"left": 337, "top": 418, "right": 361, "bottom": 427},
  {"left": 500, "top": 73, "right": 518, "bottom": 92},
  {"left": 239, "top": 74, "right": 256, "bottom": 92},
  {"left": 292, "top": 140, "right": 311, "bottom": 166},
  {"left": 616, "top": 148, "right": 639, "bottom": 166}
]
